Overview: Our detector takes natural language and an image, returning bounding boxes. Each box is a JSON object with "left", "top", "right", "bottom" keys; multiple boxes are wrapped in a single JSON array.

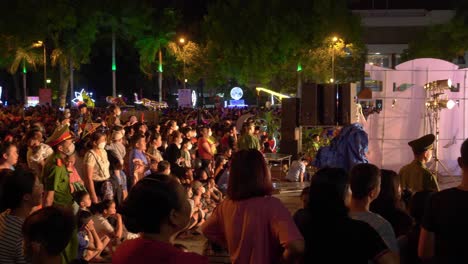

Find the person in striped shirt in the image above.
[{"left": 0, "top": 169, "right": 43, "bottom": 264}]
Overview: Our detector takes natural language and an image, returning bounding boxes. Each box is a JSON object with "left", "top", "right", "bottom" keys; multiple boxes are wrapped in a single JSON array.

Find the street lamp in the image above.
[
  {"left": 32, "top": 41, "right": 47, "bottom": 89},
  {"left": 179, "top": 37, "right": 187, "bottom": 89},
  {"left": 331, "top": 36, "right": 339, "bottom": 83}
]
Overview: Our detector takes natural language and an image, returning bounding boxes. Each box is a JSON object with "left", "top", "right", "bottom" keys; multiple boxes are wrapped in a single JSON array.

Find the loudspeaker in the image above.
[
  {"left": 281, "top": 98, "right": 299, "bottom": 141},
  {"left": 337, "top": 83, "right": 357, "bottom": 125},
  {"left": 300, "top": 83, "right": 319, "bottom": 126},
  {"left": 279, "top": 139, "right": 300, "bottom": 159},
  {"left": 320, "top": 84, "right": 337, "bottom": 126},
  {"left": 281, "top": 98, "right": 299, "bottom": 129}
]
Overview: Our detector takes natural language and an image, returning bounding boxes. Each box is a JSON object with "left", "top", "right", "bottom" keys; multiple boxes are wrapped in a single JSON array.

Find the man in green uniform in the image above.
[
  {"left": 399, "top": 134, "right": 439, "bottom": 193},
  {"left": 42, "top": 125, "right": 77, "bottom": 262},
  {"left": 238, "top": 121, "right": 261, "bottom": 151}
]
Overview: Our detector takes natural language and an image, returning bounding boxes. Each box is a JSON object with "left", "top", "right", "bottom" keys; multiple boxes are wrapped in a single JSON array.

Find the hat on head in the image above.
[
  {"left": 408, "top": 134, "right": 435, "bottom": 154},
  {"left": 46, "top": 125, "right": 73, "bottom": 147}
]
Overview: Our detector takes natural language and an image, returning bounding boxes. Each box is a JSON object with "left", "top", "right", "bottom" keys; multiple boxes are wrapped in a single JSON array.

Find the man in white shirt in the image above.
[{"left": 285, "top": 158, "right": 309, "bottom": 182}]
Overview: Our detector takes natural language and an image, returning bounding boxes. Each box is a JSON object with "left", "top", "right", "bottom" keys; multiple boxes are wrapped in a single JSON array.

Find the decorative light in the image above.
[
  {"left": 192, "top": 90, "right": 197, "bottom": 107},
  {"left": 230, "top": 87, "right": 244, "bottom": 100},
  {"left": 330, "top": 78, "right": 334, "bottom": 83},
  {"left": 255, "top": 87, "right": 290, "bottom": 99},
  {"left": 72, "top": 89, "right": 95, "bottom": 106},
  {"left": 46, "top": 79, "right": 51, "bottom": 84}
]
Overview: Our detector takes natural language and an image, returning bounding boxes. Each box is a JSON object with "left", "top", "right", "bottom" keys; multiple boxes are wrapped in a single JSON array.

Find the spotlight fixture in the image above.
[
  {"left": 425, "top": 99, "right": 457, "bottom": 110},
  {"left": 424, "top": 79, "right": 452, "bottom": 92}
]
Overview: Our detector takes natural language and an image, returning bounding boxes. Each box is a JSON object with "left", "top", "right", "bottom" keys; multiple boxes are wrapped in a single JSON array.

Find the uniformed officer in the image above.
[
  {"left": 42, "top": 125, "right": 78, "bottom": 262},
  {"left": 399, "top": 134, "right": 439, "bottom": 193}
]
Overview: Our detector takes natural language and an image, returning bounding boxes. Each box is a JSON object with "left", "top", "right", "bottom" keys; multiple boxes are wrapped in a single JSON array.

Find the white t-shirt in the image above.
[
  {"left": 84, "top": 150, "right": 110, "bottom": 182},
  {"left": 285, "top": 160, "right": 306, "bottom": 182}
]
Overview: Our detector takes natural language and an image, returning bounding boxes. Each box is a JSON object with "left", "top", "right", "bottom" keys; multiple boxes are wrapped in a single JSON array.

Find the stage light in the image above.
[
  {"left": 435, "top": 79, "right": 451, "bottom": 90},
  {"left": 425, "top": 99, "right": 457, "bottom": 110},
  {"left": 424, "top": 79, "right": 452, "bottom": 91}
]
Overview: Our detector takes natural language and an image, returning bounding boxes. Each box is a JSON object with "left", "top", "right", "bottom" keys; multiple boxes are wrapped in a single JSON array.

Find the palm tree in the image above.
[{"left": 3, "top": 38, "right": 43, "bottom": 103}]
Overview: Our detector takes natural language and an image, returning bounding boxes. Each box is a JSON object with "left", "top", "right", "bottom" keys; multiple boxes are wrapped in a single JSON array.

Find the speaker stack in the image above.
[
  {"left": 280, "top": 98, "right": 300, "bottom": 158},
  {"left": 279, "top": 83, "right": 356, "bottom": 158},
  {"left": 299, "top": 83, "right": 356, "bottom": 126}
]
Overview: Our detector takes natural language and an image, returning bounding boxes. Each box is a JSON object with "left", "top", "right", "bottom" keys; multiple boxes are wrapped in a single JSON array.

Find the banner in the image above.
[
  {"left": 39, "top": 88, "right": 52, "bottom": 105},
  {"left": 178, "top": 89, "right": 192, "bottom": 107}
]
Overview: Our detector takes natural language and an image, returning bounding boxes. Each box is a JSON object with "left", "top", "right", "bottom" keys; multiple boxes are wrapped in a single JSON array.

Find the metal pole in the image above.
[
  {"left": 332, "top": 47, "right": 335, "bottom": 83},
  {"left": 43, "top": 44, "right": 47, "bottom": 89},
  {"left": 69, "top": 57, "right": 74, "bottom": 104},
  {"left": 158, "top": 49, "right": 163, "bottom": 102},
  {"left": 112, "top": 31, "right": 116, "bottom": 97},
  {"left": 23, "top": 60, "right": 27, "bottom": 103},
  {"left": 434, "top": 110, "right": 440, "bottom": 180},
  {"left": 297, "top": 67, "right": 302, "bottom": 98},
  {"left": 183, "top": 54, "right": 186, "bottom": 89}
]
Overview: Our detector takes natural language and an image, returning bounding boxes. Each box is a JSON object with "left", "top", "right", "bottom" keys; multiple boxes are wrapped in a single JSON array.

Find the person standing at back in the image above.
[
  {"left": 303, "top": 167, "right": 398, "bottom": 263},
  {"left": 202, "top": 149, "right": 304, "bottom": 264},
  {"left": 419, "top": 138, "right": 468, "bottom": 263},
  {"left": 237, "top": 121, "right": 261, "bottom": 151},
  {"left": 399, "top": 134, "right": 439, "bottom": 193},
  {"left": 349, "top": 164, "right": 399, "bottom": 253}
]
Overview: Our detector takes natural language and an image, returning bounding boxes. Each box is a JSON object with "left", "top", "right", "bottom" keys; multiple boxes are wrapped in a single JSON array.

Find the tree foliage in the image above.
[
  {"left": 202, "top": 0, "right": 365, "bottom": 92},
  {"left": 402, "top": 6, "right": 468, "bottom": 62}
]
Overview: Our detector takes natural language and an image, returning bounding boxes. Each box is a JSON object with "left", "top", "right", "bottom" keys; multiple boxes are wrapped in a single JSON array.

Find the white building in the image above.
[{"left": 352, "top": 9, "right": 456, "bottom": 68}]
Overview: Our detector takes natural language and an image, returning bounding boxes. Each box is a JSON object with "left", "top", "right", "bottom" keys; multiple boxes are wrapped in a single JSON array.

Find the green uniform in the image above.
[
  {"left": 41, "top": 153, "right": 77, "bottom": 263},
  {"left": 238, "top": 134, "right": 261, "bottom": 151},
  {"left": 399, "top": 160, "right": 439, "bottom": 192},
  {"left": 42, "top": 153, "right": 74, "bottom": 206}
]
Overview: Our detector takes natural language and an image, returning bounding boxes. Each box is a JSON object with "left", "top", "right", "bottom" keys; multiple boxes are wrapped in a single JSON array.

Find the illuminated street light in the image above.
[
  {"left": 331, "top": 36, "right": 340, "bottom": 84},
  {"left": 32, "top": 40, "right": 47, "bottom": 89},
  {"left": 179, "top": 37, "right": 187, "bottom": 89}
]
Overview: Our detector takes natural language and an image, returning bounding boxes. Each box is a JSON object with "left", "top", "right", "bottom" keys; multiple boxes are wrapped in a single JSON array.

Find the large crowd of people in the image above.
[{"left": 0, "top": 103, "right": 467, "bottom": 263}]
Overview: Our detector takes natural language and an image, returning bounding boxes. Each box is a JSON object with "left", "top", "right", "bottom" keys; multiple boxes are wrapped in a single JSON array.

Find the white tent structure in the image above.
[{"left": 364, "top": 58, "right": 468, "bottom": 175}]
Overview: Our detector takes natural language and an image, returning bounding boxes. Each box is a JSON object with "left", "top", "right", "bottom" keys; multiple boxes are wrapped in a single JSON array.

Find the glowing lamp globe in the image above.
[{"left": 230, "top": 87, "right": 243, "bottom": 100}]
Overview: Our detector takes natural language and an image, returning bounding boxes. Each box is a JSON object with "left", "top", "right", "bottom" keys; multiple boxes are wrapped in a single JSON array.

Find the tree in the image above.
[
  {"left": 202, "top": 0, "right": 365, "bottom": 92},
  {"left": 45, "top": 0, "right": 100, "bottom": 107},
  {"left": 402, "top": 5, "right": 468, "bottom": 62},
  {"left": 0, "top": 0, "right": 46, "bottom": 102}
]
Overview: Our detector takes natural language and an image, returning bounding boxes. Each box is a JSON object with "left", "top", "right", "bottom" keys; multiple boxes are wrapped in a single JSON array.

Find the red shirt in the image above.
[
  {"left": 197, "top": 137, "right": 212, "bottom": 160},
  {"left": 112, "top": 238, "right": 208, "bottom": 264}
]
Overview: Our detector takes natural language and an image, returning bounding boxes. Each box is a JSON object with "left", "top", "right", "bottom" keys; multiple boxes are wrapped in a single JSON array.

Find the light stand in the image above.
[
  {"left": 428, "top": 107, "right": 452, "bottom": 179},
  {"left": 424, "top": 79, "right": 456, "bottom": 179}
]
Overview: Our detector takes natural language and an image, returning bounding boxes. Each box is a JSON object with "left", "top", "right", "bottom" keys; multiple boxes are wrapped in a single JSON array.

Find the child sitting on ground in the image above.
[
  {"left": 74, "top": 190, "right": 92, "bottom": 211},
  {"left": 77, "top": 210, "right": 110, "bottom": 262}
]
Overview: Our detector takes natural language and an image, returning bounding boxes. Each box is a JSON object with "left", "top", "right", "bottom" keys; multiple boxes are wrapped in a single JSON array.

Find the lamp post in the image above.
[
  {"left": 33, "top": 41, "right": 47, "bottom": 89},
  {"left": 330, "top": 36, "right": 338, "bottom": 83},
  {"left": 179, "top": 37, "right": 187, "bottom": 89}
]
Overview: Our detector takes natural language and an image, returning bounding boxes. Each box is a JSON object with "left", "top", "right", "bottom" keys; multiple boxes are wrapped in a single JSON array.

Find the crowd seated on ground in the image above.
[{"left": 0, "top": 103, "right": 467, "bottom": 263}]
